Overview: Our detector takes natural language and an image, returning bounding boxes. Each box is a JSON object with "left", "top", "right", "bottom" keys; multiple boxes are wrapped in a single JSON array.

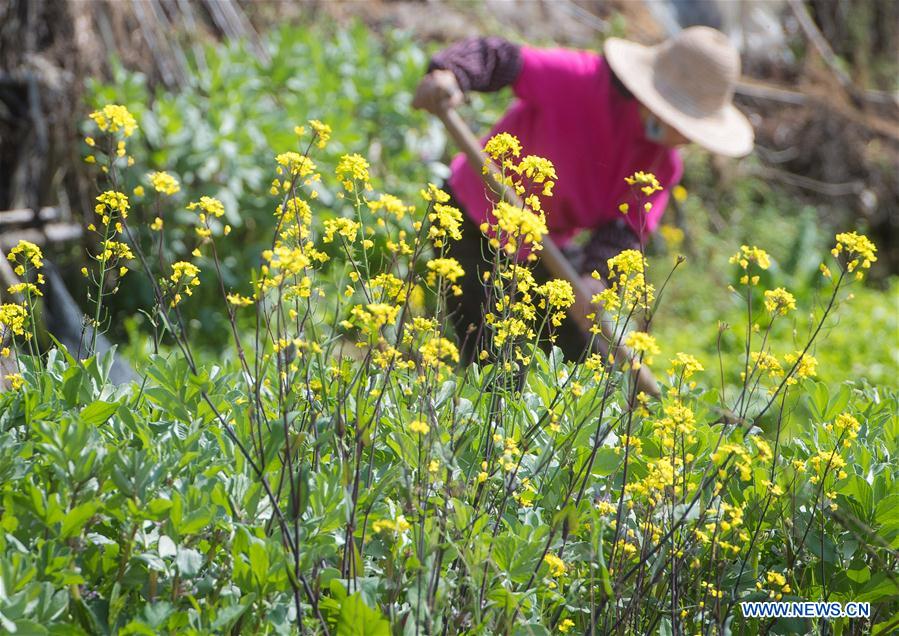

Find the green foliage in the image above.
[{"left": 86, "top": 22, "right": 463, "bottom": 345}]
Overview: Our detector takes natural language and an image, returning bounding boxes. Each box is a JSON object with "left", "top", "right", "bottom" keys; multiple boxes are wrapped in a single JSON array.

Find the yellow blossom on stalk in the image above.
[
  {"left": 150, "top": 217, "right": 163, "bottom": 231},
  {"left": 426, "top": 257, "right": 465, "bottom": 295},
  {"left": 7, "top": 240, "right": 44, "bottom": 277},
  {"left": 346, "top": 302, "right": 400, "bottom": 335},
  {"left": 625, "top": 331, "right": 660, "bottom": 365},
  {"left": 4, "top": 373, "right": 24, "bottom": 390},
  {"left": 537, "top": 279, "right": 574, "bottom": 326},
  {"left": 729, "top": 244, "right": 771, "bottom": 271},
  {"left": 538, "top": 279, "right": 575, "bottom": 309},
  {"left": 372, "top": 515, "right": 411, "bottom": 534},
  {"left": 187, "top": 196, "right": 225, "bottom": 219},
  {"left": 420, "top": 183, "right": 451, "bottom": 204},
  {"left": 148, "top": 171, "right": 180, "bottom": 196},
  {"left": 168, "top": 261, "right": 200, "bottom": 306},
  {"left": 275, "top": 152, "right": 317, "bottom": 178},
  {"left": 491, "top": 201, "right": 547, "bottom": 250},
  {"left": 7, "top": 283, "right": 42, "bottom": 297},
  {"left": 409, "top": 419, "right": 430, "bottom": 435},
  {"left": 369, "top": 273, "right": 407, "bottom": 304},
  {"left": 764, "top": 288, "right": 796, "bottom": 316},
  {"left": 308, "top": 119, "right": 331, "bottom": 148},
  {"left": 226, "top": 293, "right": 254, "bottom": 307},
  {"left": 322, "top": 217, "right": 360, "bottom": 244},
  {"left": 615, "top": 434, "right": 643, "bottom": 456},
  {"left": 89, "top": 104, "right": 138, "bottom": 137},
  {"left": 783, "top": 351, "right": 817, "bottom": 384},
  {"left": 421, "top": 337, "right": 460, "bottom": 368},
  {"left": 808, "top": 450, "right": 846, "bottom": 477},
  {"left": 95, "top": 191, "right": 130, "bottom": 222},
  {"left": 483, "top": 132, "right": 521, "bottom": 160},
  {"left": 335, "top": 153, "right": 371, "bottom": 190},
  {"left": 747, "top": 351, "right": 783, "bottom": 380},
  {"left": 669, "top": 352, "right": 703, "bottom": 378},
  {"left": 0, "top": 303, "right": 28, "bottom": 337},
  {"left": 513, "top": 155, "right": 557, "bottom": 194},
  {"left": 832, "top": 231, "right": 877, "bottom": 280},
  {"left": 826, "top": 411, "right": 861, "bottom": 447},
  {"left": 625, "top": 170, "right": 663, "bottom": 196},
  {"left": 558, "top": 619, "right": 575, "bottom": 634},
  {"left": 99, "top": 240, "right": 135, "bottom": 262},
  {"left": 543, "top": 553, "right": 566, "bottom": 577},
  {"left": 594, "top": 249, "right": 655, "bottom": 312},
  {"left": 428, "top": 203, "right": 463, "bottom": 247},
  {"left": 368, "top": 193, "right": 414, "bottom": 220}
]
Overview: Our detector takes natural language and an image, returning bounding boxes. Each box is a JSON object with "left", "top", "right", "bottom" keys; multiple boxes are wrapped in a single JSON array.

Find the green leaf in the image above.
[
  {"left": 249, "top": 541, "right": 269, "bottom": 587},
  {"left": 211, "top": 597, "right": 254, "bottom": 631},
  {"left": 176, "top": 548, "right": 204, "bottom": 577},
  {"left": 60, "top": 501, "right": 100, "bottom": 539},
  {"left": 335, "top": 594, "right": 390, "bottom": 636},
  {"left": 79, "top": 401, "right": 119, "bottom": 426}
]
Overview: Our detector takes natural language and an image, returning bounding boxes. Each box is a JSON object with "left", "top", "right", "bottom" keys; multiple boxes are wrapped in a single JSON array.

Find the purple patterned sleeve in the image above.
[{"left": 428, "top": 37, "right": 523, "bottom": 92}]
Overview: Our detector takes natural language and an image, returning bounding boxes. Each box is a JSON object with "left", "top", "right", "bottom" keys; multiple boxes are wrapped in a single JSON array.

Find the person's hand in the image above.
[{"left": 412, "top": 69, "right": 464, "bottom": 114}]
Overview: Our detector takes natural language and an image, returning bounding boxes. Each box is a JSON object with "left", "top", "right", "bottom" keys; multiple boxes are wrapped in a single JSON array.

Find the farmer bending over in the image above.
[{"left": 413, "top": 27, "right": 754, "bottom": 363}]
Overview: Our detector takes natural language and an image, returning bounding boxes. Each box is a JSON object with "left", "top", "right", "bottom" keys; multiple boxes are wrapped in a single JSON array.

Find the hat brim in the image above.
[{"left": 604, "top": 37, "right": 754, "bottom": 158}]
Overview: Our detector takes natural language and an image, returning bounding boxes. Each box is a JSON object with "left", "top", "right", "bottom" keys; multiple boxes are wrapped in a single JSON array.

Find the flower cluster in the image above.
[
  {"left": 188, "top": 196, "right": 229, "bottom": 240},
  {"left": 536, "top": 279, "right": 575, "bottom": 327},
  {"left": 336, "top": 153, "right": 371, "bottom": 191},
  {"left": 149, "top": 171, "right": 181, "bottom": 196},
  {"left": 832, "top": 231, "right": 877, "bottom": 280},
  {"left": 89, "top": 104, "right": 138, "bottom": 137},
  {"left": 763, "top": 288, "right": 796, "bottom": 316},
  {"left": 729, "top": 245, "right": 771, "bottom": 285},
  {"left": 168, "top": 261, "right": 200, "bottom": 306},
  {"left": 591, "top": 249, "right": 654, "bottom": 315},
  {"left": 0, "top": 303, "right": 28, "bottom": 338},
  {"left": 426, "top": 257, "right": 465, "bottom": 296},
  {"left": 490, "top": 201, "right": 548, "bottom": 254},
  {"left": 625, "top": 170, "right": 663, "bottom": 196}
]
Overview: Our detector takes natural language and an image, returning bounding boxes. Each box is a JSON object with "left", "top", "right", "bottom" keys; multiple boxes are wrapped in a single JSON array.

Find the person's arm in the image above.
[
  {"left": 427, "top": 37, "right": 523, "bottom": 92},
  {"left": 413, "top": 37, "right": 522, "bottom": 114}
]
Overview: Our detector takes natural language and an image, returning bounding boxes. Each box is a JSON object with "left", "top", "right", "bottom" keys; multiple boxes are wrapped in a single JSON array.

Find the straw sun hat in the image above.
[{"left": 604, "top": 26, "right": 754, "bottom": 158}]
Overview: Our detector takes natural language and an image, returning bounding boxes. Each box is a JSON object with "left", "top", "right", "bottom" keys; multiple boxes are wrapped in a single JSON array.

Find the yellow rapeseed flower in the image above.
[
  {"left": 335, "top": 153, "right": 371, "bottom": 191},
  {"left": 308, "top": 119, "right": 331, "bottom": 148},
  {"left": 764, "top": 288, "right": 797, "bottom": 316},
  {"left": 0, "top": 303, "right": 28, "bottom": 337},
  {"left": 148, "top": 171, "right": 181, "bottom": 196},
  {"left": 832, "top": 231, "right": 877, "bottom": 279},
  {"left": 187, "top": 196, "right": 225, "bottom": 219},
  {"left": 625, "top": 171, "right": 663, "bottom": 196},
  {"left": 543, "top": 553, "right": 566, "bottom": 577},
  {"left": 89, "top": 104, "right": 138, "bottom": 137},
  {"left": 483, "top": 132, "right": 521, "bottom": 160}
]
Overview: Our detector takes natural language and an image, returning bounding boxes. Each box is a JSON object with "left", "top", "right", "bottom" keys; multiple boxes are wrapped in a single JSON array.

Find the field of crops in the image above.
[{"left": 1, "top": 16, "right": 897, "bottom": 636}]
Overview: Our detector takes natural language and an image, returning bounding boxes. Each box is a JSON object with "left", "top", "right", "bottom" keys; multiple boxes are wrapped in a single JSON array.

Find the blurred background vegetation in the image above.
[{"left": 1, "top": 0, "right": 896, "bottom": 389}]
